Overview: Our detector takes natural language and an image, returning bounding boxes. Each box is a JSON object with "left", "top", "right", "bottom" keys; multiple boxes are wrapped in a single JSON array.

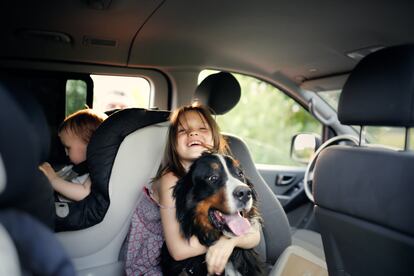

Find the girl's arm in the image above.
[
  {"left": 158, "top": 172, "right": 207, "bottom": 261},
  {"left": 206, "top": 222, "right": 261, "bottom": 275},
  {"left": 39, "top": 162, "right": 91, "bottom": 201}
]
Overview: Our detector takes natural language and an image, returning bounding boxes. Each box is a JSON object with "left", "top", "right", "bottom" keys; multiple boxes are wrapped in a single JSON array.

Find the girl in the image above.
[{"left": 155, "top": 103, "right": 261, "bottom": 275}]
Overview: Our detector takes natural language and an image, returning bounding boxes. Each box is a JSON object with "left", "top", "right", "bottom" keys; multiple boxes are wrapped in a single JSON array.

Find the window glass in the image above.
[
  {"left": 364, "top": 126, "right": 411, "bottom": 150},
  {"left": 318, "top": 89, "right": 341, "bottom": 111},
  {"left": 317, "top": 88, "right": 410, "bottom": 150},
  {"left": 91, "top": 75, "right": 151, "bottom": 113},
  {"left": 66, "top": 79, "right": 87, "bottom": 116},
  {"left": 199, "top": 70, "right": 322, "bottom": 166}
]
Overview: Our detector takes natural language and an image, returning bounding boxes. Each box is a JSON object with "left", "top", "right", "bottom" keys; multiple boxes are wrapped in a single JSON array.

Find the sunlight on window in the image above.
[{"left": 91, "top": 75, "right": 150, "bottom": 113}]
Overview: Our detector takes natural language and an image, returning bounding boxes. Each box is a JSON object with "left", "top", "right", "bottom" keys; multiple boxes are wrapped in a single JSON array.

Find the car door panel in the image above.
[{"left": 257, "top": 164, "right": 313, "bottom": 228}]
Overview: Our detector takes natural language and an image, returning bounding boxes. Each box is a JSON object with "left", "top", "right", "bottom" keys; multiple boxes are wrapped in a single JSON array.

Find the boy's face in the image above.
[
  {"left": 59, "top": 130, "right": 87, "bottom": 165},
  {"left": 176, "top": 110, "right": 214, "bottom": 170}
]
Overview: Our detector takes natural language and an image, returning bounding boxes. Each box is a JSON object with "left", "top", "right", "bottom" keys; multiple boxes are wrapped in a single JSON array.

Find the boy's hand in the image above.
[{"left": 38, "top": 162, "right": 58, "bottom": 181}]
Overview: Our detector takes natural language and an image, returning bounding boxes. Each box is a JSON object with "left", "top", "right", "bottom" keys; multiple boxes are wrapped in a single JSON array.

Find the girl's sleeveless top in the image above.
[{"left": 123, "top": 186, "right": 164, "bottom": 276}]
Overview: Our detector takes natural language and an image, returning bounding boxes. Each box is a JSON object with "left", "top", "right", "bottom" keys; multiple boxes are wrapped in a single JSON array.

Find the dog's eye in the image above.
[
  {"left": 237, "top": 170, "right": 244, "bottom": 178},
  {"left": 208, "top": 174, "right": 219, "bottom": 182}
]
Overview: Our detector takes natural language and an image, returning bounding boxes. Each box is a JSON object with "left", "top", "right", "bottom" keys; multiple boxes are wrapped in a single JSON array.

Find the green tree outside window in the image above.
[
  {"left": 66, "top": 80, "right": 87, "bottom": 116},
  {"left": 200, "top": 71, "right": 322, "bottom": 166}
]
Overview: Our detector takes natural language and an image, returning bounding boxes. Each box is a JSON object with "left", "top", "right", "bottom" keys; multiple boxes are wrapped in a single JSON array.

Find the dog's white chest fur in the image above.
[{"left": 224, "top": 262, "right": 242, "bottom": 276}]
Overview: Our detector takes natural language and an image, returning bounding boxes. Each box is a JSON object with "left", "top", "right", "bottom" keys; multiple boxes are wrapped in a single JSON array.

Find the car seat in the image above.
[
  {"left": 313, "top": 44, "right": 414, "bottom": 275},
  {"left": 194, "top": 72, "right": 325, "bottom": 265},
  {"left": 0, "top": 84, "right": 75, "bottom": 275},
  {"left": 56, "top": 108, "right": 170, "bottom": 275},
  {"left": 1, "top": 82, "right": 55, "bottom": 229}
]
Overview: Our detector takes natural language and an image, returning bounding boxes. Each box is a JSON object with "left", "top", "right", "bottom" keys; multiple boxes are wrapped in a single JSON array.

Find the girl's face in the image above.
[
  {"left": 59, "top": 130, "right": 88, "bottom": 165},
  {"left": 176, "top": 110, "right": 214, "bottom": 170}
]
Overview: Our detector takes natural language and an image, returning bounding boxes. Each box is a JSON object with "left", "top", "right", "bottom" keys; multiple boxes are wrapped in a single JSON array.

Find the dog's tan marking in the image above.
[
  {"left": 194, "top": 188, "right": 227, "bottom": 231},
  {"left": 210, "top": 162, "right": 220, "bottom": 170}
]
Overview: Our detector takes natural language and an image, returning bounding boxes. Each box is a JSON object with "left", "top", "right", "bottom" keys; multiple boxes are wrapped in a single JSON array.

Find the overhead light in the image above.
[{"left": 346, "top": 46, "right": 384, "bottom": 61}]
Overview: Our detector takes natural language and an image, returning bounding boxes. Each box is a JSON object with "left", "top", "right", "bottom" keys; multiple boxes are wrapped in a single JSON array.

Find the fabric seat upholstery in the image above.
[
  {"left": 0, "top": 83, "right": 55, "bottom": 229},
  {"left": 313, "top": 44, "right": 414, "bottom": 276},
  {"left": 0, "top": 84, "right": 74, "bottom": 275}
]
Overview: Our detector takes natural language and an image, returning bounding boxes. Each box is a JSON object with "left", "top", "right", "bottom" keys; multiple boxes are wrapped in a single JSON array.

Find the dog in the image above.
[{"left": 161, "top": 152, "right": 266, "bottom": 276}]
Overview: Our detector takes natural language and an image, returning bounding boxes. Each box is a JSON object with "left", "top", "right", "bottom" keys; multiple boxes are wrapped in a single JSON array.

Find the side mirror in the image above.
[{"left": 290, "top": 133, "right": 321, "bottom": 164}]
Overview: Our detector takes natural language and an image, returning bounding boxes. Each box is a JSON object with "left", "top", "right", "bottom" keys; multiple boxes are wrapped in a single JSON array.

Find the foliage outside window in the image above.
[
  {"left": 364, "top": 126, "right": 409, "bottom": 150},
  {"left": 66, "top": 80, "right": 87, "bottom": 116},
  {"left": 199, "top": 70, "right": 322, "bottom": 166}
]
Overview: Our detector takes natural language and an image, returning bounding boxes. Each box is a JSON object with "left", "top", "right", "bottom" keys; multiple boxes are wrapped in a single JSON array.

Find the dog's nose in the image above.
[{"left": 233, "top": 186, "right": 252, "bottom": 204}]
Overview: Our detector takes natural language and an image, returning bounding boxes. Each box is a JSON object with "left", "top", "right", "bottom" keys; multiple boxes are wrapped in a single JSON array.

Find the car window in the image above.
[
  {"left": 66, "top": 75, "right": 151, "bottom": 116},
  {"left": 364, "top": 126, "right": 407, "bottom": 149},
  {"left": 318, "top": 89, "right": 341, "bottom": 111},
  {"left": 66, "top": 79, "right": 87, "bottom": 116},
  {"left": 199, "top": 70, "right": 322, "bottom": 166},
  {"left": 317, "top": 89, "right": 412, "bottom": 150}
]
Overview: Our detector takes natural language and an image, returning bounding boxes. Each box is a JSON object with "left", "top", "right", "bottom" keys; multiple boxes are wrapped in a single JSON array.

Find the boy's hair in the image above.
[
  {"left": 58, "top": 109, "right": 107, "bottom": 143},
  {"left": 156, "top": 102, "right": 230, "bottom": 180}
]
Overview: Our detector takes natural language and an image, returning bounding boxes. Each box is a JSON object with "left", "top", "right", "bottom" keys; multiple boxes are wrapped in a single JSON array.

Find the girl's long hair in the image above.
[{"left": 153, "top": 102, "right": 230, "bottom": 181}]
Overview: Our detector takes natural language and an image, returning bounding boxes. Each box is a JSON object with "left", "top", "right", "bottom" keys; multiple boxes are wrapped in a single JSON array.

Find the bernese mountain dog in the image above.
[{"left": 161, "top": 152, "right": 266, "bottom": 276}]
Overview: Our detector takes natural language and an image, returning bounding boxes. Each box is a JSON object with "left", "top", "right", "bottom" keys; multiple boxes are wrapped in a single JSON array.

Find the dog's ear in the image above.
[
  {"left": 245, "top": 177, "right": 257, "bottom": 199},
  {"left": 245, "top": 177, "right": 263, "bottom": 225},
  {"left": 173, "top": 174, "right": 196, "bottom": 239}
]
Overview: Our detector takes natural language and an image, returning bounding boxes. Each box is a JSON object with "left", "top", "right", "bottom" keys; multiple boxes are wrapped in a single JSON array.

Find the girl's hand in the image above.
[
  {"left": 38, "top": 162, "right": 58, "bottom": 181},
  {"left": 206, "top": 236, "right": 236, "bottom": 275}
]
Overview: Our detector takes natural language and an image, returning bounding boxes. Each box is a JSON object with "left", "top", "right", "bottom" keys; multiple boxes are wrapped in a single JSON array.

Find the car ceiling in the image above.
[{"left": 1, "top": 0, "right": 413, "bottom": 88}]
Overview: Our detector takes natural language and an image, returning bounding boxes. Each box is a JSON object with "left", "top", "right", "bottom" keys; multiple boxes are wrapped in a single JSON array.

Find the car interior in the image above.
[{"left": 1, "top": 1, "right": 413, "bottom": 275}]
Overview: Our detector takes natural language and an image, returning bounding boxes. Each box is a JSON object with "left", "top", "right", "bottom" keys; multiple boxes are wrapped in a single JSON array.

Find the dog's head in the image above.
[{"left": 173, "top": 152, "right": 261, "bottom": 246}]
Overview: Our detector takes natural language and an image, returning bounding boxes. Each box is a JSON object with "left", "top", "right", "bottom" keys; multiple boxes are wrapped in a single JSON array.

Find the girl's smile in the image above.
[{"left": 176, "top": 110, "right": 214, "bottom": 169}]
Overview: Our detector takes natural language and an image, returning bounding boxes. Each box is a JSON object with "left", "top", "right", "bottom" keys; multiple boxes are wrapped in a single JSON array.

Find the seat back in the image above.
[
  {"left": 313, "top": 45, "right": 414, "bottom": 276},
  {"left": 0, "top": 84, "right": 74, "bottom": 275},
  {"left": 195, "top": 72, "right": 292, "bottom": 264},
  {"left": 56, "top": 108, "right": 169, "bottom": 275},
  {"left": 0, "top": 83, "right": 55, "bottom": 228},
  {"left": 226, "top": 134, "right": 292, "bottom": 263},
  {"left": 0, "top": 84, "right": 34, "bottom": 276}
]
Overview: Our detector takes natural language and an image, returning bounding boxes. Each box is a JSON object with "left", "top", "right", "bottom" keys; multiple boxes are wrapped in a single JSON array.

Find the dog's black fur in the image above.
[{"left": 161, "top": 152, "right": 266, "bottom": 276}]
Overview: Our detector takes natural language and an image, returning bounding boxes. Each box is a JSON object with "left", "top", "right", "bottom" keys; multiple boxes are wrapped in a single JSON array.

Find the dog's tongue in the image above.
[{"left": 222, "top": 212, "right": 251, "bottom": 236}]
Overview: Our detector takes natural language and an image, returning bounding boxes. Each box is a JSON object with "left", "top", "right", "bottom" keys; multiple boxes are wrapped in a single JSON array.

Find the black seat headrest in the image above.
[
  {"left": 339, "top": 44, "right": 414, "bottom": 127},
  {"left": 0, "top": 85, "right": 38, "bottom": 205},
  {"left": 9, "top": 87, "right": 51, "bottom": 163},
  {"left": 194, "top": 72, "right": 241, "bottom": 115}
]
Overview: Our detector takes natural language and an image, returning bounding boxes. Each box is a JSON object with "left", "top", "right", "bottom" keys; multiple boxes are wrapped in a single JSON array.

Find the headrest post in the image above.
[
  {"left": 358, "top": 126, "right": 365, "bottom": 146},
  {"left": 404, "top": 127, "right": 410, "bottom": 151}
]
